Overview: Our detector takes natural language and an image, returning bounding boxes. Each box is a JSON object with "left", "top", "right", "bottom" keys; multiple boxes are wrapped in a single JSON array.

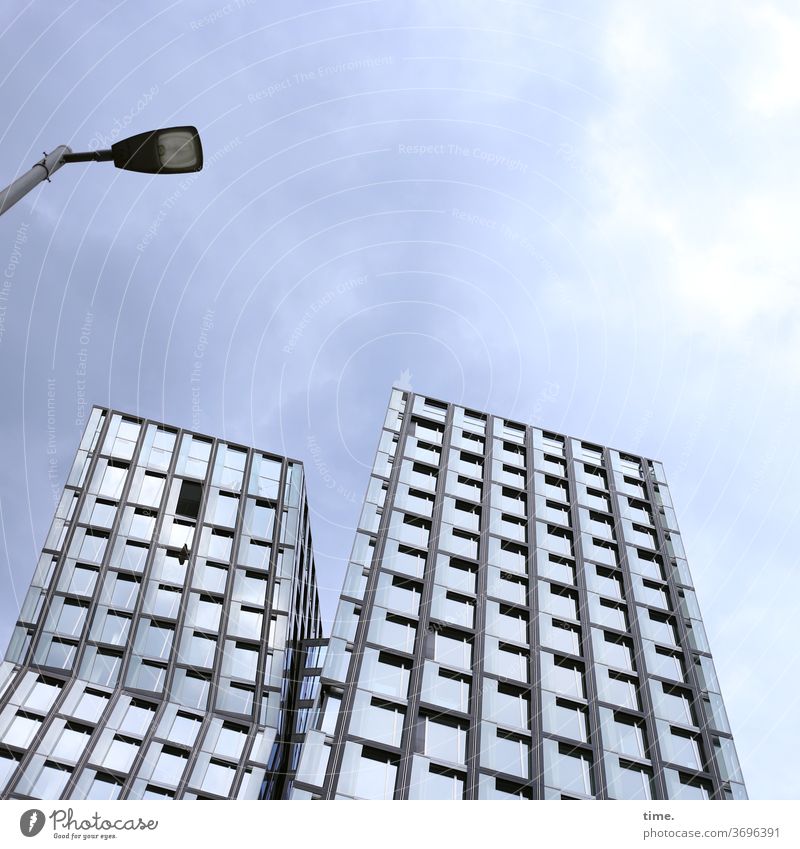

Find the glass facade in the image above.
[
  {"left": 0, "top": 393, "right": 745, "bottom": 802},
  {"left": 289, "top": 390, "right": 745, "bottom": 800},
  {"left": 0, "top": 407, "right": 321, "bottom": 800}
]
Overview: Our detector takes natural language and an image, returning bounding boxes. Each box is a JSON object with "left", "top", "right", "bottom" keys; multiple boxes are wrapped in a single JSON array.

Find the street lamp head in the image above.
[
  {"left": 0, "top": 126, "right": 205, "bottom": 216},
  {"left": 111, "top": 126, "right": 203, "bottom": 174}
]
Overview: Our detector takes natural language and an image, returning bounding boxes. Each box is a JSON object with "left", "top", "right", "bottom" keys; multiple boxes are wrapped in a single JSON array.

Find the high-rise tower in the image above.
[
  {"left": 0, "top": 407, "right": 321, "bottom": 800},
  {"left": 288, "top": 389, "right": 745, "bottom": 800}
]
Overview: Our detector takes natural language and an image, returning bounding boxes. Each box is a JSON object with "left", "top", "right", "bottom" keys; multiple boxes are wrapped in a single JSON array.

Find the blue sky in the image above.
[{"left": 1, "top": 0, "right": 798, "bottom": 799}]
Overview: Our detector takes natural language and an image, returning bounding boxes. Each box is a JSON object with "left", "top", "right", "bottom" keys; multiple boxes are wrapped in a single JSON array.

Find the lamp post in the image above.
[{"left": 0, "top": 126, "right": 203, "bottom": 217}]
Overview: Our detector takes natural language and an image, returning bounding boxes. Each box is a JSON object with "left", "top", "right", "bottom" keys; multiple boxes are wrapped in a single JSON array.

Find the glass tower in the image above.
[
  {"left": 0, "top": 407, "right": 321, "bottom": 800},
  {"left": 289, "top": 389, "right": 746, "bottom": 800}
]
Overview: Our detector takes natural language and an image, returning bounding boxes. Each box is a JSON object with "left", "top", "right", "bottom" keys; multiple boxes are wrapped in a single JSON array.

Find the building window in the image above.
[
  {"left": 230, "top": 573, "right": 265, "bottom": 609},
  {"left": 97, "top": 463, "right": 127, "bottom": 500},
  {"left": 2, "top": 713, "right": 42, "bottom": 748},
  {"left": 352, "top": 748, "right": 399, "bottom": 800},
  {"left": 103, "top": 736, "right": 139, "bottom": 772},
  {"left": 176, "top": 480, "right": 203, "bottom": 518},
  {"left": 652, "top": 682, "right": 695, "bottom": 726},
  {"left": 171, "top": 670, "right": 210, "bottom": 710},
  {"left": 544, "top": 740, "right": 593, "bottom": 797},
  {"left": 135, "top": 620, "right": 174, "bottom": 660},
  {"left": 409, "top": 762, "right": 465, "bottom": 800},
  {"left": 213, "top": 446, "right": 247, "bottom": 492},
  {"left": 128, "top": 510, "right": 156, "bottom": 541},
  {"left": 84, "top": 648, "right": 122, "bottom": 687},
  {"left": 24, "top": 677, "right": 63, "bottom": 714},
  {"left": 51, "top": 724, "right": 92, "bottom": 762},
  {"left": 540, "top": 617, "right": 581, "bottom": 655},
  {"left": 167, "top": 713, "right": 202, "bottom": 747},
  {"left": 79, "top": 531, "right": 109, "bottom": 564},
  {"left": 491, "top": 643, "right": 528, "bottom": 682},
  {"left": 484, "top": 680, "right": 529, "bottom": 730},
  {"left": 665, "top": 769, "right": 712, "bottom": 800},
  {"left": 72, "top": 689, "right": 109, "bottom": 723},
  {"left": 106, "top": 418, "right": 140, "bottom": 459},
  {"left": 585, "top": 488, "right": 610, "bottom": 512},
  {"left": 222, "top": 641, "right": 258, "bottom": 680},
  {"left": 119, "top": 701, "right": 156, "bottom": 737},
  {"left": 662, "top": 727, "right": 703, "bottom": 771},
  {"left": 142, "top": 785, "right": 175, "bottom": 800},
  {"left": 150, "top": 586, "right": 183, "bottom": 619},
  {"left": 433, "top": 632, "right": 472, "bottom": 671},
  {"left": 542, "top": 693, "right": 588, "bottom": 743},
  {"left": 641, "top": 610, "right": 678, "bottom": 646},
  {"left": 588, "top": 564, "right": 623, "bottom": 599},
  {"left": 98, "top": 611, "right": 131, "bottom": 646},
  {"left": 182, "top": 633, "right": 217, "bottom": 669},
  {"left": 68, "top": 564, "right": 99, "bottom": 596},
  {"left": 482, "top": 727, "right": 530, "bottom": 778},
  {"left": 125, "top": 658, "right": 166, "bottom": 693},
  {"left": 86, "top": 772, "right": 122, "bottom": 800},
  {"left": 592, "top": 596, "right": 628, "bottom": 631},
  {"left": 363, "top": 651, "right": 411, "bottom": 699},
  {"left": 250, "top": 455, "right": 282, "bottom": 499},
  {"left": 136, "top": 473, "right": 165, "bottom": 508},
  {"left": 231, "top": 606, "right": 263, "bottom": 640},
  {"left": 350, "top": 693, "right": 404, "bottom": 747},
  {"left": 486, "top": 602, "right": 528, "bottom": 643},
  {"left": 216, "top": 681, "right": 254, "bottom": 715},
  {"left": 0, "top": 753, "right": 20, "bottom": 793},
  {"left": 88, "top": 500, "right": 116, "bottom": 529},
  {"left": 421, "top": 665, "right": 470, "bottom": 713},
  {"left": 45, "top": 638, "right": 78, "bottom": 669},
  {"left": 597, "top": 668, "right": 640, "bottom": 711},
  {"left": 436, "top": 591, "right": 475, "bottom": 628},
  {"left": 211, "top": 492, "right": 239, "bottom": 528},
  {"left": 594, "top": 631, "right": 634, "bottom": 671},
  {"left": 200, "top": 760, "right": 236, "bottom": 796},
  {"left": 164, "top": 518, "right": 195, "bottom": 550},
  {"left": 151, "top": 746, "right": 188, "bottom": 787},
  {"left": 650, "top": 646, "right": 685, "bottom": 681},
  {"left": 177, "top": 435, "right": 212, "bottom": 479},
  {"left": 423, "top": 716, "right": 467, "bottom": 765},
  {"left": 214, "top": 723, "right": 247, "bottom": 759},
  {"left": 478, "top": 775, "right": 532, "bottom": 800},
  {"left": 607, "top": 758, "right": 653, "bottom": 799},
  {"left": 602, "top": 708, "right": 646, "bottom": 758},
  {"left": 29, "top": 761, "right": 72, "bottom": 799},
  {"left": 54, "top": 599, "right": 88, "bottom": 637},
  {"left": 108, "top": 573, "right": 140, "bottom": 610},
  {"left": 537, "top": 552, "right": 574, "bottom": 585},
  {"left": 541, "top": 653, "right": 585, "bottom": 699}
]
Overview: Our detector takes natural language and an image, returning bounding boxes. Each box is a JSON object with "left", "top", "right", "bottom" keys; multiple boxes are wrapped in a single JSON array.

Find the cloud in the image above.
[
  {"left": 582, "top": 0, "right": 800, "bottom": 363},
  {"left": 740, "top": 3, "right": 800, "bottom": 117}
]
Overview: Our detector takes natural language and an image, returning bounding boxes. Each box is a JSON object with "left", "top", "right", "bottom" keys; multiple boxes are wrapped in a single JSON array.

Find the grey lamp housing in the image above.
[{"left": 111, "top": 126, "right": 203, "bottom": 174}]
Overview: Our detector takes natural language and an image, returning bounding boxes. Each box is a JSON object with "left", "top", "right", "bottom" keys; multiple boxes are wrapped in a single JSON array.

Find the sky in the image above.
[{"left": 0, "top": 0, "right": 798, "bottom": 800}]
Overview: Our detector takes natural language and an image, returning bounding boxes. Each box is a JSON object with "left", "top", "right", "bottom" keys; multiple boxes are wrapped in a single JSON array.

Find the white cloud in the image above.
[
  {"left": 741, "top": 4, "right": 800, "bottom": 117},
  {"left": 583, "top": 0, "right": 800, "bottom": 358}
]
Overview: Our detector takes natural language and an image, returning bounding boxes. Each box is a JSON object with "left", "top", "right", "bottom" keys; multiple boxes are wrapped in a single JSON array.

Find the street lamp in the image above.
[{"left": 0, "top": 126, "right": 203, "bottom": 217}]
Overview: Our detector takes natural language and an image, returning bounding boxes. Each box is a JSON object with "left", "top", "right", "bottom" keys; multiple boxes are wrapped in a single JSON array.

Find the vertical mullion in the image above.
[
  {"left": 525, "top": 425, "right": 544, "bottom": 799},
  {"left": 117, "top": 420, "right": 199, "bottom": 799},
  {"left": 564, "top": 439, "right": 608, "bottom": 799},
  {"left": 322, "top": 390, "right": 412, "bottom": 798},
  {"left": 640, "top": 462, "right": 725, "bottom": 798},
  {"left": 395, "top": 401, "right": 454, "bottom": 799},
  {"left": 464, "top": 414, "right": 489, "bottom": 800},
  {"left": 604, "top": 449, "right": 669, "bottom": 800}
]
